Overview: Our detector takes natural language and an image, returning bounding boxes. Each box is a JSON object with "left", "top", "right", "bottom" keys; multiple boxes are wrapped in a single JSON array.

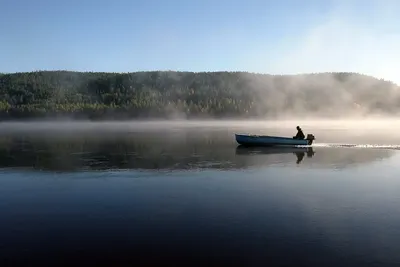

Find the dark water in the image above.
[{"left": 1, "top": 122, "right": 400, "bottom": 266}]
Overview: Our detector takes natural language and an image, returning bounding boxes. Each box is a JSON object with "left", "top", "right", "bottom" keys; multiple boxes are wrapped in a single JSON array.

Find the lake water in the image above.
[{"left": 1, "top": 121, "right": 400, "bottom": 267}]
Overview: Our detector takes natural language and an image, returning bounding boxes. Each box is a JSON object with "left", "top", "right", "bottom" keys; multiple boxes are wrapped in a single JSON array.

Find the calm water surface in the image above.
[{"left": 1, "top": 122, "right": 400, "bottom": 267}]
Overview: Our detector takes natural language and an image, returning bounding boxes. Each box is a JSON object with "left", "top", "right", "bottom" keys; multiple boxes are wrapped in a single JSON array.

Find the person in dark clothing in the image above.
[{"left": 293, "top": 126, "right": 305, "bottom": 140}]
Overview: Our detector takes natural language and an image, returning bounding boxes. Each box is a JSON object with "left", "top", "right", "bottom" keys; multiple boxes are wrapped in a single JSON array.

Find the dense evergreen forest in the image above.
[{"left": 0, "top": 70, "right": 398, "bottom": 120}]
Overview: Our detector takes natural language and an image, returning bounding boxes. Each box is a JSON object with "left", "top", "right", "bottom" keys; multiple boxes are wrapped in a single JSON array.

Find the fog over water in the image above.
[{"left": 0, "top": 119, "right": 399, "bottom": 144}]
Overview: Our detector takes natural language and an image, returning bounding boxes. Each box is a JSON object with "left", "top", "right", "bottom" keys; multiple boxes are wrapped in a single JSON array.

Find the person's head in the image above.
[{"left": 296, "top": 126, "right": 301, "bottom": 130}]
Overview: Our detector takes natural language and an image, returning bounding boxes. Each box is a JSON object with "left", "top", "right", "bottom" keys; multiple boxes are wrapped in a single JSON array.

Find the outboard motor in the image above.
[{"left": 306, "top": 134, "right": 315, "bottom": 145}]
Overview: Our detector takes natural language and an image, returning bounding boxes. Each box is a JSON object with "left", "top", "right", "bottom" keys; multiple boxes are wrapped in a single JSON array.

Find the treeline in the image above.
[{"left": 0, "top": 70, "right": 399, "bottom": 120}]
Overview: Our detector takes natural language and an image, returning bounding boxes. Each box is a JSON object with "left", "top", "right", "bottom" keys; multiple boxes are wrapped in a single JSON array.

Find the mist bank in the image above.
[{"left": 0, "top": 71, "right": 399, "bottom": 120}]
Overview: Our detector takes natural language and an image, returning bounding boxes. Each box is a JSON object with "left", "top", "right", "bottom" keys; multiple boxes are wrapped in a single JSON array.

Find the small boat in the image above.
[{"left": 235, "top": 133, "right": 315, "bottom": 147}]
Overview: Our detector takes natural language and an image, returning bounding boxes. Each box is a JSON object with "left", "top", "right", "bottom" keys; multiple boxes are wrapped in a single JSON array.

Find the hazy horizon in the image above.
[
  {"left": 1, "top": 118, "right": 400, "bottom": 129},
  {"left": 2, "top": 1, "right": 400, "bottom": 83}
]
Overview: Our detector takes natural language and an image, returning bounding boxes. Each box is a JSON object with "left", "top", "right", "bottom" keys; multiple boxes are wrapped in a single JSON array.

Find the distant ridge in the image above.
[{"left": 0, "top": 71, "right": 398, "bottom": 120}]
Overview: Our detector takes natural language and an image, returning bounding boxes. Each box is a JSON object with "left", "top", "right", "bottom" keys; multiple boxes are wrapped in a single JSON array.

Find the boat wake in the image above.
[{"left": 300, "top": 143, "right": 400, "bottom": 150}]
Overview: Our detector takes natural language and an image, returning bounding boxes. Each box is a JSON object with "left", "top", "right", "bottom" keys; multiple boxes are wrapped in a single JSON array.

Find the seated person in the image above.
[{"left": 293, "top": 126, "right": 305, "bottom": 140}]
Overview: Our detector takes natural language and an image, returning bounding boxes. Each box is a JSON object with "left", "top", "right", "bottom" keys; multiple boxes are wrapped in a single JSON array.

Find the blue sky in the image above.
[{"left": 2, "top": 0, "right": 400, "bottom": 82}]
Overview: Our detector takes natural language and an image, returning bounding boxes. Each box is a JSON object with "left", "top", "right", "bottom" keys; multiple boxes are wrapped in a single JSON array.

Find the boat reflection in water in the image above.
[{"left": 235, "top": 145, "right": 315, "bottom": 164}]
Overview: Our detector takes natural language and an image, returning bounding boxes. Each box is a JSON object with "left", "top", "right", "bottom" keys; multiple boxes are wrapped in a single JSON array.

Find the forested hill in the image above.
[{"left": 0, "top": 71, "right": 399, "bottom": 120}]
